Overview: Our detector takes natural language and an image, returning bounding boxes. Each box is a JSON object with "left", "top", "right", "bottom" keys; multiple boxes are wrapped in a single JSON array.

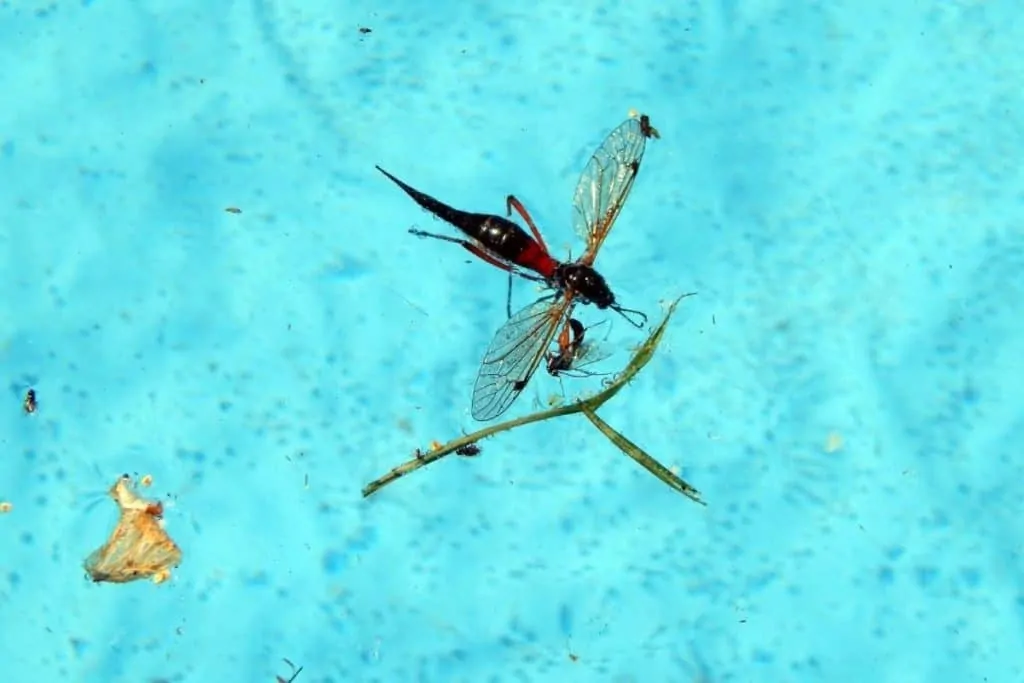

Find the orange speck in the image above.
[
  {"left": 140, "top": 474, "right": 153, "bottom": 487},
  {"left": 0, "top": 501, "right": 12, "bottom": 514}
]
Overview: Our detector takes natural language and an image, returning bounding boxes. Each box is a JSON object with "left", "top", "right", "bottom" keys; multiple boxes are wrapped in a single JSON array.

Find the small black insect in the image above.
[
  {"left": 23, "top": 388, "right": 37, "bottom": 414},
  {"left": 455, "top": 443, "right": 482, "bottom": 457},
  {"left": 358, "top": 26, "right": 372, "bottom": 34}
]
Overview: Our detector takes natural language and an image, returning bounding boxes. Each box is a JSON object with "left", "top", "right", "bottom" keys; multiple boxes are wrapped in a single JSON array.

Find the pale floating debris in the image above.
[
  {"left": 824, "top": 432, "right": 844, "bottom": 453},
  {"left": 84, "top": 475, "right": 182, "bottom": 585}
]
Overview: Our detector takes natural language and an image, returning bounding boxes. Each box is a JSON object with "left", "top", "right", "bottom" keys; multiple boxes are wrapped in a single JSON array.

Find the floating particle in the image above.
[
  {"left": 83, "top": 475, "right": 182, "bottom": 584},
  {"left": 23, "top": 388, "right": 37, "bottom": 414},
  {"left": 224, "top": 207, "right": 242, "bottom": 214},
  {"left": 824, "top": 432, "right": 844, "bottom": 453},
  {"left": 276, "top": 658, "right": 303, "bottom": 682},
  {"left": 140, "top": 474, "right": 153, "bottom": 487},
  {"left": 0, "top": 501, "right": 12, "bottom": 514},
  {"left": 358, "top": 26, "right": 372, "bottom": 34}
]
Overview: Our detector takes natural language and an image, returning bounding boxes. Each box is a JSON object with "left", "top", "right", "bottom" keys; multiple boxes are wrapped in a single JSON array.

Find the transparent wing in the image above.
[
  {"left": 471, "top": 296, "right": 573, "bottom": 421},
  {"left": 565, "top": 339, "right": 614, "bottom": 376},
  {"left": 551, "top": 319, "right": 615, "bottom": 378},
  {"left": 571, "top": 114, "right": 657, "bottom": 259}
]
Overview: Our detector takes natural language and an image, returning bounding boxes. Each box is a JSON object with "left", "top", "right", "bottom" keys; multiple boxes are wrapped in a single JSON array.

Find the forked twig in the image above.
[{"left": 362, "top": 294, "right": 704, "bottom": 504}]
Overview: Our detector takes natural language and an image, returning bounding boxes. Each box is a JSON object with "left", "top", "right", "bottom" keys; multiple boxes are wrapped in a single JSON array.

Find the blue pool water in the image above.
[{"left": 2, "top": 1, "right": 1023, "bottom": 681}]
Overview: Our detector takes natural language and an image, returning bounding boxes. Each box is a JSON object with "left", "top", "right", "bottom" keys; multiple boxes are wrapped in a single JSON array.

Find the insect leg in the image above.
[
  {"left": 410, "top": 228, "right": 516, "bottom": 272},
  {"left": 506, "top": 195, "right": 550, "bottom": 254},
  {"left": 408, "top": 228, "right": 467, "bottom": 245}
]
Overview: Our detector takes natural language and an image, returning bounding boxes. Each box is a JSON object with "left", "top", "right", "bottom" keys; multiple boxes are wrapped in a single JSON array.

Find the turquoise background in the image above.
[{"left": 1, "top": 1, "right": 1022, "bottom": 682}]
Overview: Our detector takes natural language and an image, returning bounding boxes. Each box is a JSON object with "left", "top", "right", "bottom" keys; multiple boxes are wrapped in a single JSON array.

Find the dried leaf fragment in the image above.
[{"left": 84, "top": 475, "right": 182, "bottom": 584}]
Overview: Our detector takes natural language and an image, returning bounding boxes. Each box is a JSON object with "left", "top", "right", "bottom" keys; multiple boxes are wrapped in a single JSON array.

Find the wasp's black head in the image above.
[{"left": 556, "top": 263, "right": 614, "bottom": 309}]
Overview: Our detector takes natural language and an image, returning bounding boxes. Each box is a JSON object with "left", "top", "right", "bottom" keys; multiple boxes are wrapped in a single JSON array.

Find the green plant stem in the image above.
[
  {"left": 362, "top": 294, "right": 702, "bottom": 504},
  {"left": 580, "top": 405, "right": 704, "bottom": 505}
]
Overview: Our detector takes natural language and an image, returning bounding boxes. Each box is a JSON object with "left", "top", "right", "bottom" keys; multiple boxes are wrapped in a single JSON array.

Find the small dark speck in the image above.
[
  {"left": 359, "top": 27, "right": 372, "bottom": 34},
  {"left": 225, "top": 207, "right": 242, "bottom": 214}
]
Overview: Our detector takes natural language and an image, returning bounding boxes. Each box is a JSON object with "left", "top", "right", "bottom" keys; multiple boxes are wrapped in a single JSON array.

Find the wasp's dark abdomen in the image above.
[
  {"left": 377, "top": 166, "right": 558, "bottom": 278},
  {"left": 475, "top": 216, "right": 532, "bottom": 258}
]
